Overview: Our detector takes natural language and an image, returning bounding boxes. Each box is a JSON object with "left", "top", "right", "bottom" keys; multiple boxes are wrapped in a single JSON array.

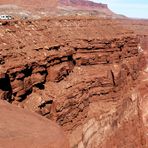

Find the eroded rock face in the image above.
[
  {"left": 0, "top": 100, "right": 69, "bottom": 148},
  {"left": 127, "top": 20, "right": 148, "bottom": 146},
  {"left": 137, "top": 33, "right": 148, "bottom": 146},
  {"left": 0, "top": 18, "right": 146, "bottom": 147},
  {"left": 59, "top": 0, "right": 108, "bottom": 9},
  {"left": 0, "top": 0, "right": 121, "bottom": 19}
]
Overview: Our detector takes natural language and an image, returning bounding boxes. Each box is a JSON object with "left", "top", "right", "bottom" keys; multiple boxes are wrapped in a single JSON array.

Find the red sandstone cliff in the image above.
[
  {"left": 0, "top": 17, "right": 146, "bottom": 147},
  {"left": 59, "top": 0, "right": 108, "bottom": 9},
  {"left": 0, "top": 0, "right": 107, "bottom": 9},
  {"left": 0, "top": 0, "right": 121, "bottom": 18}
]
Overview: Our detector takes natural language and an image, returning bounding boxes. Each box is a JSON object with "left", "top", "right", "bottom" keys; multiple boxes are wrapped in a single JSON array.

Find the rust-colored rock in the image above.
[
  {"left": 0, "top": 100, "right": 69, "bottom": 148},
  {"left": 0, "top": 17, "right": 147, "bottom": 147},
  {"left": 0, "top": 0, "right": 122, "bottom": 19}
]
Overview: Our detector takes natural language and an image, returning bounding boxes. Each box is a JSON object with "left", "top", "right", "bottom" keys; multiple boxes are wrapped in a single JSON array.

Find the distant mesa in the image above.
[
  {"left": 0, "top": 0, "right": 124, "bottom": 19},
  {"left": 59, "top": 0, "right": 108, "bottom": 10},
  {"left": 0, "top": 0, "right": 107, "bottom": 9}
]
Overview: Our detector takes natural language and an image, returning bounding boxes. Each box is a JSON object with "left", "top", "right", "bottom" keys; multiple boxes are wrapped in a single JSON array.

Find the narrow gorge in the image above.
[{"left": 0, "top": 18, "right": 147, "bottom": 147}]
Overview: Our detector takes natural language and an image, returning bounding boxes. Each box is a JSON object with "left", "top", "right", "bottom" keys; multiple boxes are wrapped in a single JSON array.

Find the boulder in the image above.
[{"left": 0, "top": 100, "right": 69, "bottom": 148}]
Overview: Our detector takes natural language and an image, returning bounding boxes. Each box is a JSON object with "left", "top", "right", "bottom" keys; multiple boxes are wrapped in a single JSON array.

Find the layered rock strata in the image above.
[
  {"left": 0, "top": 18, "right": 146, "bottom": 147},
  {"left": 0, "top": 0, "right": 122, "bottom": 19}
]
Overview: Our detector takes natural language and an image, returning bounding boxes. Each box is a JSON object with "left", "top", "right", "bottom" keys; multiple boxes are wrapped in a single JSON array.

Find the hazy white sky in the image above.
[{"left": 92, "top": 0, "right": 148, "bottom": 18}]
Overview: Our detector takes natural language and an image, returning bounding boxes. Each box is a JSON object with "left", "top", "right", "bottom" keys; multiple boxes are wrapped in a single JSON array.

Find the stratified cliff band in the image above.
[{"left": 0, "top": 17, "right": 147, "bottom": 147}]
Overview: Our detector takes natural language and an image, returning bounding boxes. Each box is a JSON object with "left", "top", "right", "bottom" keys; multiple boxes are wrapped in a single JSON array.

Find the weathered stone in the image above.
[
  {"left": 0, "top": 18, "right": 147, "bottom": 148},
  {"left": 0, "top": 100, "right": 69, "bottom": 148}
]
